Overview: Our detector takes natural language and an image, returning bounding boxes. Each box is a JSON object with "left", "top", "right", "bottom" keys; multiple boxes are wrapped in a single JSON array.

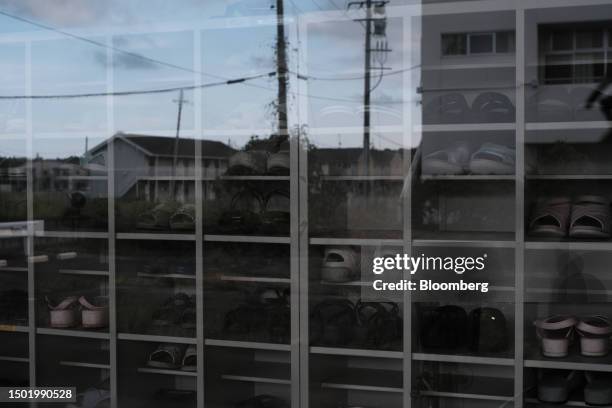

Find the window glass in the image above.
[
  {"left": 544, "top": 54, "right": 573, "bottom": 83},
  {"left": 496, "top": 31, "right": 516, "bottom": 53},
  {"left": 551, "top": 30, "right": 573, "bottom": 51},
  {"left": 441, "top": 33, "right": 466, "bottom": 55},
  {"left": 469, "top": 33, "right": 494, "bottom": 54},
  {"left": 576, "top": 29, "right": 603, "bottom": 49}
]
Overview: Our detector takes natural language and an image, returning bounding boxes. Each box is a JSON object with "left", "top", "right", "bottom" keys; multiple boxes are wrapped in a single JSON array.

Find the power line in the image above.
[
  {"left": 0, "top": 8, "right": 412, "bottom": 105},
  {"left": 0, "top": 72, "right": 276, "bottom": 99},
  {"left": 0, "top": 10, "right": 216, "bottom": 80},
  {"left": 329, "top": 0, "right": 366, "bottom": 28},
  {"left": 292, "top": 64, "right": 419, "bottom": 81},
  {"left": 0, "top": 9, "right": 364, "bottom": 105}
]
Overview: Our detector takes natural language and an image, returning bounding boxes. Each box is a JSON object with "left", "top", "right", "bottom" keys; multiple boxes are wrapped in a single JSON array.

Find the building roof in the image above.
[
  {"left": 89, "top": 133, "right": 236, "bottom": 159},
  {"left": 124, "top": 134, "right": 235, "bottom": 158}
]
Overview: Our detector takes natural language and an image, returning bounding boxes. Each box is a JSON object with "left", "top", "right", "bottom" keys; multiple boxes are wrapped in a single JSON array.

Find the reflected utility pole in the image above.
[
  {"left": 348, "top": 0, "right": 390, "bottom": 170},
  {"left": 276, "top": 0, "right": 289, "bottom": 137},
  {"left": 172, "top": 89, "right": 190, "bottom": 196}
]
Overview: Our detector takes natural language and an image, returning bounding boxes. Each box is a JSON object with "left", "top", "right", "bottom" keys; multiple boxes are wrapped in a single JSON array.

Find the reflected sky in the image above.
[{"left": 0, "top": 0, "right": 417, "bottom": 158}]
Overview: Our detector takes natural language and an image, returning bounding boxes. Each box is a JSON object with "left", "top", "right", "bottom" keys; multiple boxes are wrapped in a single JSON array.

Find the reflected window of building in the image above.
[
  {"left": 540, "top": 23, "right": 610, "bottom": 84},
  {"left": 441, "top": 30, "right": 515, "bottom": 56}
]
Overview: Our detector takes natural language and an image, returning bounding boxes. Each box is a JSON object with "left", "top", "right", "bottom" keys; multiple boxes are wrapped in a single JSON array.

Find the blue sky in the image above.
[{"left": 0, "top": 0, "right": 414, "bottom": 158}]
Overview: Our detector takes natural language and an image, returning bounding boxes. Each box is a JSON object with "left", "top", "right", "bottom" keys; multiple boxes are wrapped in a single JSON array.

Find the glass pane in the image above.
[
  {"left": 576, "top": 28, "right": 603, "bottom": 49},
  {"left": 496, "top": 31, "right": 516, "bottom": 53},
  {"left": 544, "top": 54, "right": 573, "bottom": 83},
  {"left": 469, "top": 33, "right": 494, "bottom": 54},
  {"left": 441, "top": 33, "right": 467, "bottom": 55},
  {"left": 551, "top": 29, "right": 574, "bottom": 51}
]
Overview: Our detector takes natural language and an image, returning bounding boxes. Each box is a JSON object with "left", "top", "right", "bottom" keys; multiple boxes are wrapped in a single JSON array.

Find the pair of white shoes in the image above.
[
  {"left": 535, "top": 315, "right": 612, "bottom": 358},
  {"left": 422, "top": 141, "right": 515, "bottom": 175}
]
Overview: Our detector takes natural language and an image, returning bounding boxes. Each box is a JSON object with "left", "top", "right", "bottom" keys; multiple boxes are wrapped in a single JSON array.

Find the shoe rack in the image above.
[{"left": 1, "top": 1, "right": 612, "bottom": 408}]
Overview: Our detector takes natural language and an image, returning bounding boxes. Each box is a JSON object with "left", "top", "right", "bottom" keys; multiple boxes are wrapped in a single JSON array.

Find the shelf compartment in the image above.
[
  {"left": 36, "top": 328, "right": 110, "bottom": 339},
  {"left": 137, "top": 367, "right": 197, "bottom": 377},
  {"left": 204, "top": 235, "right": 290, "bottom": 244},
  {"left": 418, "top": 375, "right": 513, "bottom": 402},
  {"left": 310, "top": 346, "right": 402, "bottom": 359},
  {"left": 59, "top": 360, "right": 110, "bottom": 370},
  {"left": 117, "top": 333, "right": 197, "bottom": 344},
  {"left": 220, "top": 275, "right": 290, "bottom": 284},
  {"left": 205, "top": 338, "right": 290, "bottom": 352},
  {"left": 321, "top": 368, "right": 403, "bottom": 393},
  {"left": 58, "top": 269, "right": 109, "bottom": 276},
  {"left": 413, "top": 353, "right": 514, "bottom": 366},
  {"left": 220, "top": 362, "right": 290, "bottom": 385}
]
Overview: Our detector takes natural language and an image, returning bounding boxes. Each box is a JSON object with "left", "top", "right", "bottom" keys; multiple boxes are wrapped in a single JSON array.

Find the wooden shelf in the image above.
[
  {"left": 220, "top": 275, "right": 290, "bottom": 284},
  {"left": 413, "top": 352, "right": 514, "bottom": 366},
  {"left": 526, "top": 121, "right": 612, "bottom": 131},
  {"left": 117, "top": 333, "right": 197, "bottom": 344},
  {"left": 60, "top": 360, "right": 110, "bottom": 370},
  {"left": 526, "top": 174, "right": 612, "bottom": 180},
  {"left": 413, "top": 231, "right": 515, "bottom": 248},
  {"left": 525, "top": 345, "right": 612, "bottom": 372},
  {"left": 416, "top": 123, "right": 515, "bottom": 132},
  {"left": 0, "top": 266, "right": 28, "bottom": 272},
  {"left": 321, "top": 368, "right": 403, "bottom": 393},
  {"left": 310, "top": 237, "right": 403, "bottom": 246},
  {"left": 525, "top": 397, "right": 587, "bottom": 407},
  {"left": 36, "top": 328, "right": 110, "bottom": 339},
  {"left": 221, "top": 362, "right": 290, "bottom": 385},
  {"left": 310, "top": 346, "right": 402, "bottom": 359},
  {"left": 34, "top": 231, "right": 108, "bottom": 239},
  {"left": 420, "top": 174, "right": 515, "bottom": 181},
  {"left": 0, "top": 356, "right": 29, "bottom": 363},
  {"left": 205, "top": 338, "right": 290, "bottom": 352},
  {"left": 59, "top": 269, "right": 109, "bottom": 276},
  {"left": 0, "top": 325, "right": 29, "bottom": 333},
  {"left": 138, "top": 272, "right": 196, "bottom": 280},
  {"left": 419, "top": 375, "right": 513, "bottom": 402},
  {"left": 220, "top": 175, "right": 290, "bottom": 181},
  {"left": 526, "top": 240, "right": 612, "bottom": 251},
  {"left": 117, "top": 233, "right": 195, "bottom": 241},
  {"left": 137, "top": 367, "right": 197, "bottom": 377},
  {"left": 204, "top": 235, "right": 290, "bottom": 244},
  {"left": 319, "top": 175, "right": 403, "bottom": 181},
  {"left": 319, "top": 280, "right": 371, "bottom": 287}
]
